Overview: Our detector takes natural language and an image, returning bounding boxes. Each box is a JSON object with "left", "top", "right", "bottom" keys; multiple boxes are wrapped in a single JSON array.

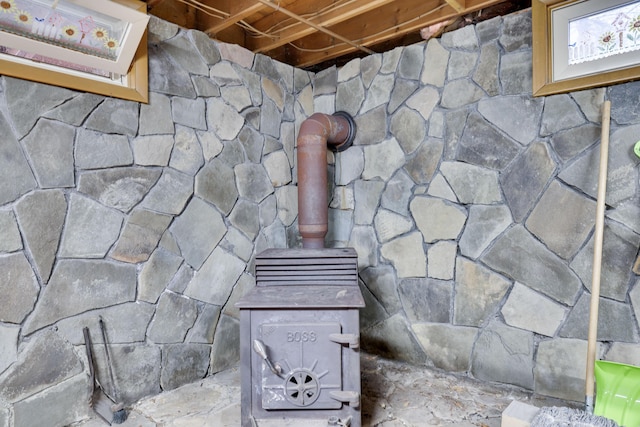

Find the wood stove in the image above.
[{"left": 236, "top": 247, "right": 365, "bottom": 426}]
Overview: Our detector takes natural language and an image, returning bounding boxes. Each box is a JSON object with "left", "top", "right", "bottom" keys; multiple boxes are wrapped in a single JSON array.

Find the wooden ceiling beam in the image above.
[
  {"left": 444, "top": 0, "right": 466, "bottom": 14},
  {"left": 284, "top": 0, "right": 452, "bottom": 66},
  {"left": 145, "top": 0, "right": 196, "bottom": 28},
  {"left": 247, "top": 0, "right": 396, "bottom": 53},
  {"left": 254, "top": 0, "right": 374, "bottom": 55},
  {"left": 146, "top": 0, "right": 526, "bottom": 68},
  {"left": 286, "top": 0, "right": 506, "bottom": 67},
  {"left": 204, "top": 0, "right": 266, "bottom": 35}
]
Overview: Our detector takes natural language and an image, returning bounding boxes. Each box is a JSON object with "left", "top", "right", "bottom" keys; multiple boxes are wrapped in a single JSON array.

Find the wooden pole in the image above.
[{"left": 585, "top": 100, "right": 611, "bottom": 413}]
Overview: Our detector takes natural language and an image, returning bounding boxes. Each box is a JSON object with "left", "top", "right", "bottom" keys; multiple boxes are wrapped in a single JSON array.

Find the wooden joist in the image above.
[
  {"left": 444, "top": 0, "right": 466, "bottom": 14},
  {"left": 282, "top": 0, "right": 506, "bottom": 67},
  {"left": 145, "top": 0, "right": 523, "bottom": 68},
  {"left": 247, "top": 0, "right": 395, "bottom": 53},
  {"left": 203, "top": 0, "right": 266, "bottom": 35}
]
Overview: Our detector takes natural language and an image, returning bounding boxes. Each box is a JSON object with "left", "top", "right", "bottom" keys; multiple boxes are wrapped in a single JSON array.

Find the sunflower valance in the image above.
[{"left": 0, "top": 0, "right": 148, "bottom": 75}]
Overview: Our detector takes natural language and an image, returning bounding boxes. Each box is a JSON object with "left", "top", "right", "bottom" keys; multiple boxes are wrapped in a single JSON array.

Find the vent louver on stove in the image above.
[{"left": 255, "top": 248, "right": 358, "bottom": 287}]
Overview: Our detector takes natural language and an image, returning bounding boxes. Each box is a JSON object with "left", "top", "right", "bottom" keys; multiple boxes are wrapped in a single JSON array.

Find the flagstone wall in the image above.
[
  {"left": 1, "top": 8, "right": 640, "bottom": 426},
  {"left": 0, "top": 17, "right": 312, "bottom": 426},
  {"left": 336, "top": 11, "right": 640, "bottom": 404}
]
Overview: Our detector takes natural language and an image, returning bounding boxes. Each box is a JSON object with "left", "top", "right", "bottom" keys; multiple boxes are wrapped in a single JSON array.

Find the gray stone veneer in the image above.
[{"left": 1, "top": 8, "right": 640, "bottom": 426}]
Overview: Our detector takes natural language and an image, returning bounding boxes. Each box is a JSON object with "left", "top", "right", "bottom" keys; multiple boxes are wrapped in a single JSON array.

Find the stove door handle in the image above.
[
  {"left": 329, "top": 333, "right": 359, "bottom": 349},
  {"left": 252, "top": 339, "right": 283, "bottom": 377}
]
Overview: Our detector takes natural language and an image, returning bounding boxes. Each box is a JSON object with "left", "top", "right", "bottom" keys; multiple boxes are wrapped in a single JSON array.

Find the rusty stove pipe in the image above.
[{"left": 297, "top": 111, "right": 356, "bottom": 248}]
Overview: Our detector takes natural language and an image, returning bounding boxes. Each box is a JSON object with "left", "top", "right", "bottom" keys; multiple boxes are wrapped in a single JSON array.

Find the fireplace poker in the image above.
[
  {"left": 83, "top": 326, "right": 120, "bottom": 425},
  {"left": 99, "top": 317, "right": 127, "bottom": 424}
]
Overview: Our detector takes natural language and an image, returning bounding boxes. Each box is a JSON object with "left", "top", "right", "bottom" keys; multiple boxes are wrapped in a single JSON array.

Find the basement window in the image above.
[
  {"left": 0, "top": 0, "right": 149, "bottom": 101},
  {"left": 0, "top": 0, "right": 148, "bottom": 75}
]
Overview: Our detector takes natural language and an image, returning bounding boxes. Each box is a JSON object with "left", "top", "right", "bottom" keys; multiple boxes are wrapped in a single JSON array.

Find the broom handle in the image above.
[{"left": 585, "top": 100, "right": 611, "bottom": 413}]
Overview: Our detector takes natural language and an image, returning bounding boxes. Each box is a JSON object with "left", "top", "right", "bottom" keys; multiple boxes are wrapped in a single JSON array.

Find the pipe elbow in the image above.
[
  {"left": 298, "top": 112, "right": 356, "bottom": 152},
  {"left": 296, "top": 112, "right": 356, "bottom": 248}
]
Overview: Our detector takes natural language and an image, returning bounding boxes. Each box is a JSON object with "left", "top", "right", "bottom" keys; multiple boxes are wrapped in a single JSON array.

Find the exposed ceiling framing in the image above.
[{"left": 144, "top": 0, "right": 530, "bottom": 70}]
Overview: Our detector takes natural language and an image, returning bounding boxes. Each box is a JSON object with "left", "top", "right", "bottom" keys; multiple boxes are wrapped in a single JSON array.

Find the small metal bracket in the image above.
[
  {"left": 585, "top": 395, "right": 594, "bottom": 414},
  {"left": 329, "top": 333, "right": 359, "bottom": 349},
  {"left": 328, "top": 415, "right": 352, "bottom": 426},
  {"left": 329, "top": 390, "right": 360, "bottom": 408}
]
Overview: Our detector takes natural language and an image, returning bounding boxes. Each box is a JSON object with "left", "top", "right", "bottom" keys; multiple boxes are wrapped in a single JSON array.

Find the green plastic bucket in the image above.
[{"left": 594, "top": 360, "right": 640, "bottom": 427}]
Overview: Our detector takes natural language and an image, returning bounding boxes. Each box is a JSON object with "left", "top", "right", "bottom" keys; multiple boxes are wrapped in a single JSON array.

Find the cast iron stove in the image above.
[{"left": 236, "top": 247, "right": 365, "bottom": 426}]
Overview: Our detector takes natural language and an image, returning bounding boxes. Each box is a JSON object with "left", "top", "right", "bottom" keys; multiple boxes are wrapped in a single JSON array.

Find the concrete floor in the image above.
[{"left": 74, "top": 353, "right": 571, "bottom": 426}]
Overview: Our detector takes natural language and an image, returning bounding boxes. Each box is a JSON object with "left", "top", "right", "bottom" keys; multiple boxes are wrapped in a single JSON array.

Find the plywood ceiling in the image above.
[{"left": 144, "top": 0, "right": 529, "bottom": 70}]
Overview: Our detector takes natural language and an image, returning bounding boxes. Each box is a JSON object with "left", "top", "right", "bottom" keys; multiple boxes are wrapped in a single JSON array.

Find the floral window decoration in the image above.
[
  {"left": 0, "top": 0, "right": 149, "bottom": 75},
  {"left": 533, "top": 0, "right": 640, "bottom": 96},
  {"left": 568, "top": 2, "right": 640, "bottom": 65}
]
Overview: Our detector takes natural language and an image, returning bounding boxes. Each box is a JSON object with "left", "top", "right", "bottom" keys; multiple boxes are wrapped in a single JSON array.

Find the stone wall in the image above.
[
  {"left": 333, "top": 9, "right": 640, "bottom": 404},
  {"left": 0, "top": 17, "right": 310, "bottom": 427},
  {"left": 1, "top": 8, "right": 640, "bottom": 426}
]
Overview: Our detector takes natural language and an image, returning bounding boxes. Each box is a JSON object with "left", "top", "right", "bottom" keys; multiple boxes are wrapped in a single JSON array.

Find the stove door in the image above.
[{"left": 259, "top": 322, "right": 342, "bottom": 410}]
